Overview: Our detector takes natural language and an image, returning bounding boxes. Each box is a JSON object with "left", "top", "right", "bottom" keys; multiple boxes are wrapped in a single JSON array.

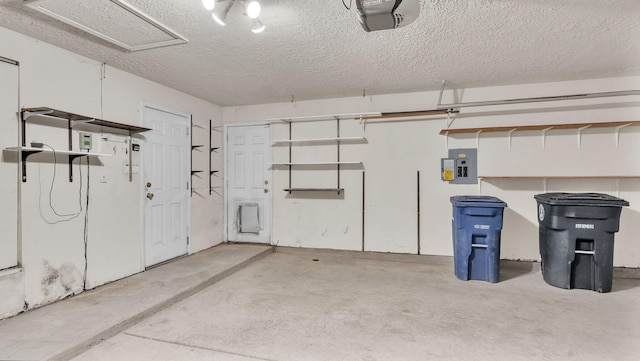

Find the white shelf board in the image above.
[
  {"left": 273, "top": 137, "right": 367, "bottom": 144},
  {"left": 478, "top": 175, "right": 640, "bottom": 179},
  {"left": 270, "top": 161, "right": 363, "bottom": 166},
  {"left": 5, "top": 146, "right": 111, "bottom": 157},
  {"left": 267, "top": 112, "right": 380, "bottom": 123}
]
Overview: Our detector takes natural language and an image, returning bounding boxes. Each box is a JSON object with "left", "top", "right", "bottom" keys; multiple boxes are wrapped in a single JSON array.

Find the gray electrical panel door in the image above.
[{"left": 448, "top": 148, "right": 478, "bottom": 185}]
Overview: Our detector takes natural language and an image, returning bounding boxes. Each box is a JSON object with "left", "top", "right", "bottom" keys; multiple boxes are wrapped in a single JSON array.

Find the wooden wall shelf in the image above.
[
  {"left": 439, "top": 120, "right": 640, "bottom": 135},
  {"left": 23, "top": 107, "right": 150, "bottom": 132}
]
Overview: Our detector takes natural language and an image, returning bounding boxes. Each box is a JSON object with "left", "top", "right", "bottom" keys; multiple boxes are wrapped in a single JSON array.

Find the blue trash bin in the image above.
[{"left": 450, "top": 196, "right": 508, "bottom": 283}]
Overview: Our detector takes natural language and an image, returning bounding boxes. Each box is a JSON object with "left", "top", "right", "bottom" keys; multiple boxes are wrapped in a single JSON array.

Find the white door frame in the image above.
[
  {"left": 223, "top": 122, "right": 273, "bottom": 244},
  {"left": 140, "top": 102, "right": 192, "bottom": 269}
]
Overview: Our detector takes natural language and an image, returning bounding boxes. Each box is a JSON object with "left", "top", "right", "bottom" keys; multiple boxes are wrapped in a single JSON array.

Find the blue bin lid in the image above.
[
  {"left": 450, "top": 195, "right": 507, "bottom": 208},
  {"left": 534, "top": 193, "right": 629, "bottom": 207}
]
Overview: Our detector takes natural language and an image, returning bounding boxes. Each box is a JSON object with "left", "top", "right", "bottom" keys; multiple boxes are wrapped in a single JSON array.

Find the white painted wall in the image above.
[
  {"left": 0, "top": 26, "right": 224, "bottom": 318},
  {"left": 0, "top": 59, "right": 19, "bottom": 271},
  {"left": 223, "top": 76, "right": 640, "bottom": 267}
]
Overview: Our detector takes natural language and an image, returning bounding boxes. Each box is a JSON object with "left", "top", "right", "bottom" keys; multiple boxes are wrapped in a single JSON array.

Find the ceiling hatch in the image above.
[{"left": 24, "top": 0, "right": 188, "bottom": 51}]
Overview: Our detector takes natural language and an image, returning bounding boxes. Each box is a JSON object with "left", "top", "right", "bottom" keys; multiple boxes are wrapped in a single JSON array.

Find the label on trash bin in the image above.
[
  {"left": 474, "top": 224, "right": 490, "bottom": 230},
  {"left": 575, "top": 224, "right": 595, "bottom": 230},
  {"left": 539, "top": 204, "right": 545, "bottom": 222}
]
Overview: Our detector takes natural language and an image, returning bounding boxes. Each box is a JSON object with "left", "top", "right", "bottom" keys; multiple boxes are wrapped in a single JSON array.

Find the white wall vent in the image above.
[{"left": 24, "top": 0, "right": 188, "bottom": 52}]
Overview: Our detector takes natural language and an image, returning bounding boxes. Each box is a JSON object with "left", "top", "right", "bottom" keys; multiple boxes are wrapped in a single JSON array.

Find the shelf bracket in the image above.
[
  {"left": 507, "top": 128, "right": 517, "bottom": 151},
  {"left": 614, "top": 124, "right": 630, "bottom": 148},
  {"left": 475, "top": 130, "right": 483, "bottom": 149},
  {"left": 576, "top": 125, "right": 591, "bottom": 149},
  {"left": 20, "top": 149, "right": 44, "bottom": 182},
  {"left": 446, "top": 110, "right": 455, "bottom": 128},
  {"left": 541, "top": 127, "right": 553, "bottom": 151},
  {"left": 68, "top": 154, "right": 86, "bottom": 182}
]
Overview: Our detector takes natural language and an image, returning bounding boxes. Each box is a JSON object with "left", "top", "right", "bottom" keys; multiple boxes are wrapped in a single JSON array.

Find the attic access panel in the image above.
[{"left": 24, "top": 0, "right": 188, "bottom": 51}]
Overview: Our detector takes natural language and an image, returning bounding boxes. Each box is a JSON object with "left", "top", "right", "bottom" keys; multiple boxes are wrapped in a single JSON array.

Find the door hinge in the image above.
[{"left": 187, "top": 236, "right": 190, "bottom": 245}]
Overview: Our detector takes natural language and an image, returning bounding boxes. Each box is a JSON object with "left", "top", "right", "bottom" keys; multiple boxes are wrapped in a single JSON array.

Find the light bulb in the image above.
[
  {"left": 251, "top": 18, "right": 265, "bottom": 33},
  {"left": 202, "top": 0, "right": 215, "bottom": 11},
  {"left": 212, "top": 12, "right": 226, "bottom": 26},
  {"left": 247, "top": 1, "right": 261, "bottom": 19}
]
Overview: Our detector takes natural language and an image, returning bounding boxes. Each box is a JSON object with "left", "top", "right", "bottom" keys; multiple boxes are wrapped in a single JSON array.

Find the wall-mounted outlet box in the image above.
[{"left": 79, "top": 132, "right": 92, "bottom": 150}]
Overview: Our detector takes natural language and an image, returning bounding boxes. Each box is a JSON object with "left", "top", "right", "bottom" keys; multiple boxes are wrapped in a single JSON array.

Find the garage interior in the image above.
[{"left": 0, "top": 1, "right": 639, "bottom": 360}]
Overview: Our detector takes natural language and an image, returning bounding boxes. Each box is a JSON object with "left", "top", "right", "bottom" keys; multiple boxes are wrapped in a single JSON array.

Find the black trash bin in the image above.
[
  {"left": 534, "top": 193, "right": 629, "bottom": 293},
  {"left": 450, "top": 196, "right": 508, "bottom": 283}
]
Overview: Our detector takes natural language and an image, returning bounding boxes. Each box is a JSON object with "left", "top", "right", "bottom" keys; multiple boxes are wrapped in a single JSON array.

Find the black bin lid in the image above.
[{"left": 534, "top": 193, "right": 629, "bottom": 207}]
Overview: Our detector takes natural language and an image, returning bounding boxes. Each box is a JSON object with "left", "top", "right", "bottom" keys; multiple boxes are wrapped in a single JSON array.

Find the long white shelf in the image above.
[
  {"left": 267, "top": 113, "right": 380, "bottom": 123},
  {"left": 5, "top": 146, "right": 111, "bottom": 157},
  {"left": 270, "top": 161, "right": 363, "bottom": 166},
  {"left": 479, "top": 175, "right": 640, "bottom": 179},
  {"left": 273, "top": 137, "right": 367, "bottom": 144}
]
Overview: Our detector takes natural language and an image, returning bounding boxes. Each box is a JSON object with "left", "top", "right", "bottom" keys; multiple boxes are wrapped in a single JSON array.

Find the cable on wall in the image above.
[
  {"left": 37, "top": 144, "right": 85, "bottom": 224},
  {"left": 83, "top": 157, "right": 90, "bottom": 290}
]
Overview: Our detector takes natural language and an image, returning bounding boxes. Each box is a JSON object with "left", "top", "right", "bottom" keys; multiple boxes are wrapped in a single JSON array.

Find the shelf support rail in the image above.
[
  {"left": 541, "top": 127, "right": 553, "bottom": 151},
  {"left": 615, "top": 124, "right": 631, "bottom": 148},
  {"left": 507, "top": 128, "right": 517, "bottom": 151},
  {"left": 576, "top": 125, "right": 591, "bottom": 149},
  {"left": 436, "top": 85, "right": 640, "bottom": 110}
]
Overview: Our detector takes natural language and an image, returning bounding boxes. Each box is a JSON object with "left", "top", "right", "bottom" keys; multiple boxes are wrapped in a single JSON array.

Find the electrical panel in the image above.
[{"left": 441, "top": 148, "right": 477, "bottom": 184}]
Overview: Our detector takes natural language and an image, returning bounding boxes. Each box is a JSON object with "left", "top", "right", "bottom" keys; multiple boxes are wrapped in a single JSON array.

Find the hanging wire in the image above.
[
  {"left": 38, "top": 144, "right": 84, "bottom": 224},
  {"left": 342, "top": 0, "right": 353, "bottom": 10}
]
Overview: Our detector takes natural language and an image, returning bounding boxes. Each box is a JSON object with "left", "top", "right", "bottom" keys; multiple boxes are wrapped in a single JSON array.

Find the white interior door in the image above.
[
  {"left": 142, "top": 105, "right": 190, "bottom": 267},
  {"left": 226, "top": 124, "right": 272, "bottom": 243}
]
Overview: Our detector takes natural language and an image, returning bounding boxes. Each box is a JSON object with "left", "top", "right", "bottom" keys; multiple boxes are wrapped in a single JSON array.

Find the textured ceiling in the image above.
[{"left": 1, "top": 0, "right": 639, "bottom": 106}]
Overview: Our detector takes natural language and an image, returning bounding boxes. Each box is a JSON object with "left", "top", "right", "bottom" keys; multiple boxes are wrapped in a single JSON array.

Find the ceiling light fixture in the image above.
[
  {"left": 203, "top": 0, "right": 265, "bottom": 32},
  {"left": 246, "top": 1, "right": 261, "bottom": 18},
  {"left": 201, "top": 0, "right": 215, "bottom": 11},
  {"left": 251, "top": 18, "right": 265, "bottom": 33}
]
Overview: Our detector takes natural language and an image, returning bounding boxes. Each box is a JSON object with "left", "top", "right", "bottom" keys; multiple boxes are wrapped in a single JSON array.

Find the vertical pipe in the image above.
[
  {"left": 20, "top": 111, "right": 26, "bottom": 147},
  {"left": 288, "top": 122, "right": 292, "bottom": 193},
  {"left": 362, "top": 171, "right": 365, "bottom": 252},
  {"left": 128, "top": 130, "right": 132, "bottom": 182},
  {"left": 417, "top": 170, "right": 421, "bottom": 255},
  {"left": 209, "top": 119, "right": 212, "bottom": 195},
  {"left": 68, "top": 119, "right": 73, "bottom": 182},
  {"left": 337, "top": 118, "right": 340, "bottom": 193},
  {"left": 190, "top": 119, "right": 193, "bottom": 195},
  {"left": 21, "top": 111, "right": 27, "bottom": 182}
]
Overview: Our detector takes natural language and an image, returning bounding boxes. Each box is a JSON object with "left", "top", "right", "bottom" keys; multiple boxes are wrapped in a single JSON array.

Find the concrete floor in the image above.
[
  {"left": 64, "top": 247, "right": 640, "bottom": 361},
  {"left": 0, "top": 244, "right": 273, "bottom": 361},
  {"left": 74, "top": 248, "right": 640, "bottom": 361}
]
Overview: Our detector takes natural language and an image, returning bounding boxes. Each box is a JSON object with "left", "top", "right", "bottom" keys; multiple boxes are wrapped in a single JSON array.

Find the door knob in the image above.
[
  {"left": 146, "top": 182, "right": 152, "bottom": 188},
  {"left": 264, "top": 189, "right": 269, "bottom": 193},
  {"left": 146, "top": 193, "right": 154, "bottom": 200}
]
